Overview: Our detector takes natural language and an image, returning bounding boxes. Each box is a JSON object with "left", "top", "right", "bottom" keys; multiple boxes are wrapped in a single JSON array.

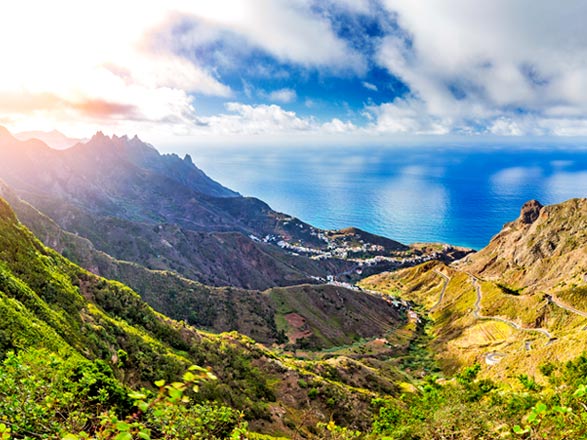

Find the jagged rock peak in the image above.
[{"left": 519, "top": 199, "right": 543, "bottom": 224}]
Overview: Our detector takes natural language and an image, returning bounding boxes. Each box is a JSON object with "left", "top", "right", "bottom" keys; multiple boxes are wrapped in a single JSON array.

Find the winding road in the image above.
[
  {"left": 546, "top": 294, "right": 587, "bottom": 318},
  {"left": 430, "top": 270, "right": 450, "bottom": 311},
  {"left": 485, "top": 352, "right": 506, "bottom": 365},
  {"left": 424, "top": 271, "right": 587, "bottom": 366},
  {"left": 469, "top": 275, "right": 554, "bottom": 340}
]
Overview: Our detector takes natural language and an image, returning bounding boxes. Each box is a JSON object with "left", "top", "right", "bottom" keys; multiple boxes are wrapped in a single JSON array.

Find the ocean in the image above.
[{"left": 189, "top": 145, "right": 587, "bottom": 250}]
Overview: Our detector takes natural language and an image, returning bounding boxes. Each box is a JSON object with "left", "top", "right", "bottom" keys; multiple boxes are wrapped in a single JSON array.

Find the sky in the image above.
[{"left": 3, "top": 0, "right": 587, "bottom": 147}]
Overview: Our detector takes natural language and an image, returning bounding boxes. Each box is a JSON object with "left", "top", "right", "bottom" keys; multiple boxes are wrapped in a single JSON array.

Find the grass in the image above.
[{"left": 359, "top": 259, "right": 587, "bottom": 380}]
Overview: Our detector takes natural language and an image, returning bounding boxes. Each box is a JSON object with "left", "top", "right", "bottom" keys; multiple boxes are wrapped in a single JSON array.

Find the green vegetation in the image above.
[
  {"left": 369, "top": 355, "right": 587, "bottom": 439},
  {"left": 3, "top": 185, "right": 587, "bottom": 438},
  {"left": 268, "top": 284, "right": 402, "bottom": 350},
  {"left": 0, "top": 196, "right": 417, "bottom": 437},
  {"left": 496, "top": 283, "right": 522, "bottom": 296},
  {"left": 0, "top": 348, "right": 246, "bottom": 439}
]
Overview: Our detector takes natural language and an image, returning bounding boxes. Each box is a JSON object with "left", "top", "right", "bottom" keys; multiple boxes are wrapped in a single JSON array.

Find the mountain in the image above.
[
  {"left": 14, "top": 129, "right": 82, "bottom": 149},
  {"left": 0, "top": 126, "right": 465, "bottom": 293},
  {"left": 4, "top": 128, "right": 587, "bottom": 438},
  {"left": 0, "top": 128, "right": 351, "bottom": 289},
  {"left": 360, "top": 198, "right": 587, "bottom": 381},
  {"left": 454, "top": 198, "right": 587, "bottom": 292},
  {"left": 0, "top": 195, "right": 416, "bottom": 438},
  {"left": 0, "top": 181, "right": 402, "bottom": 348}
]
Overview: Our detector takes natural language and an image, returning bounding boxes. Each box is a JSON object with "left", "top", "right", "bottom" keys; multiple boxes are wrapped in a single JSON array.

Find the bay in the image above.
[{"left": 189, "top": 145, "right": 587, "bottom": 250}]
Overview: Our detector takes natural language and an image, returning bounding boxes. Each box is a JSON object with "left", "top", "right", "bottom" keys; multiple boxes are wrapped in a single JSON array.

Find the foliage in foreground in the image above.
[
  {"left": 7, "top": 346, "right": 587, "bottom": 439},
  {"left": 0, "top": 348, "right": 246, "bottom": 439},
  {"left": 369, "top": 356, "right": 587, "bottom": 440}
]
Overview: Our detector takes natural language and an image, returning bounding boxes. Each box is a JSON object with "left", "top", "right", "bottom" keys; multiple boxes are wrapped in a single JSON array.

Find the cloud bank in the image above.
[{"left": 3, "top": 0, "right": 587, "bottom": 144}]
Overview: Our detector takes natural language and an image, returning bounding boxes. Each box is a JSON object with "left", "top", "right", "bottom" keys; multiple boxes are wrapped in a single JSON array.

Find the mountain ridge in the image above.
[
  {"left": 361, "top": 197, "right": 587, "bottom": 380},
  {"left": 0, "top": 126, "right": 468, "bottom": 293},
  {"left": 0, "top": 194, "right": 415, "bottom": 437},
  {"left": 0, "top": 179, "right": 403, "bottom": 348},
  {"left": 14, "top": 129, "right": 83, "bottom": 150}
]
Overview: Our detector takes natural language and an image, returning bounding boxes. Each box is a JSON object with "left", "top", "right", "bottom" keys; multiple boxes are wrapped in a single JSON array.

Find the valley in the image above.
[
  {"left": 3, "top": 3, "right": 587, "bottom": 438},
  {"left": 1, "top": 127, "right": 587, "bottom": 438},
  {"left": 360, "top": 199, "right": 587, "bottom": 381}
]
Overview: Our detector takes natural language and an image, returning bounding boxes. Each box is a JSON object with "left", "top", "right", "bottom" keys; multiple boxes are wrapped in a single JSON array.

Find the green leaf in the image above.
[
  {"left": 114, "top": 433, "right": 132, "bottom": 440},
  {"left": 513, "top": 425, "right": 529, "bottom": 435},
  {"left": 535, "top": 402, "right": 547, "bottom": 413},
  {"left": 168, "top": 387, "right": 183, "bottom": 400},
  {"left": 188, "top": 365, "right": 206, "bottom": 372},
  {"left": 154, "top": 379, "right": 165, "bottom": 387},
  {"left": 128, "top": 391, "right": 147, "bottom": 400},
  {"left": 115, "top": 421, "right": 131, "bottom": 432},
  {"left": 62, "top": 435, "right": 78, "bottom": 440},
  {"left": 182, "top": 371, "right": 195, "bottom": 383},
  {"left": 138, "top": 432, "right": 151, "bottom": 440}
]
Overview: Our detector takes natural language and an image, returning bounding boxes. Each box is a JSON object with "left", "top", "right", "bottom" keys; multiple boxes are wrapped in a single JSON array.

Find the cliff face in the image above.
[
  {"left": 361, "top": 198, "right": 587, "bottom": 380},
  {"left": 455, "top": 198, "right": 587, "bottom": 292}
]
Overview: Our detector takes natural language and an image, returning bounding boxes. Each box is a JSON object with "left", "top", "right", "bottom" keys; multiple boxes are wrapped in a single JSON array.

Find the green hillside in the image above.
[
  {"left": 0, "top": 182, "right": 402, "bottom": 349},
  {"left": 5, "top": 187, "right": 587, "bottom": 438},
  {"left": 0, "top": 196, "right": 412, "bottom": 438}
]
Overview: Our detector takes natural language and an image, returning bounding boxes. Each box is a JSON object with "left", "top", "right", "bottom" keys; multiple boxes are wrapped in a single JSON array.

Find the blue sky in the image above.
[{"left": 3, "top": 1, "right": 587, "bottom": 146}]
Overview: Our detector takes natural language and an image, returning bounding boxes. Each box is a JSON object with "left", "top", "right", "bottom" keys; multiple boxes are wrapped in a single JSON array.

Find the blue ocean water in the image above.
[{"left": 189, "top": 146, "right": 587, "bottom": 250}]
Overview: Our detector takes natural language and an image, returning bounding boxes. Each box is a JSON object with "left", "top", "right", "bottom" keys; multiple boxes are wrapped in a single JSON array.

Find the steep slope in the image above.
[
  {"left": 0, "top": 128, "right": 356, "bottom": 289},
  {"left": 0, "top": 195, "right": 413, "bottom": 438},
  {"left": 360, "top": 198, "right": 587, "bottom": 381},
  {"left": 0, "top": 127, "right": 463, "bottom": 290},
  {"left": 0, "top": 196, "right": 200, "bottom": 385},
  {"left": 455, "top": 198, "right": 587, "bottom": 292},
  {"left": 269, "top": 284, "right": 402, "bottom": 349},
  {"left": 0, "top": 183, "right": 403, "bottom": 350}
]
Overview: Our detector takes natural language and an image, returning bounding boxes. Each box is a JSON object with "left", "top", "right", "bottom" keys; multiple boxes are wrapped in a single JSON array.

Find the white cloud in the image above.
[
  {"left": 157, "top": 0, "right": 366, "bottom": 73},
  {"left": 366, "top": 98, "right": 451, "bottom": 135},
  {"left": 489, "top": 118, "right": 524, "bottom": 136},
  {"left": 194, "top": 102, "right": 360, "bottom": 139},
  {"left": 202, "top": 102, "right": 313, "bottom": 135},
  {"left": 322, "top": 118, "right": 357, "bottom": 133},
  {"left": 362, "top": 82, "right": 378, "bottom": 92},
  {"left": 377, "top": 0, "right": 587, "bottom": 135},
  {"left": 0, "top": 0, "right": 363, "bottom": 136},
  {"left": 5, "top": 0, "right": 587, "bottom": 141},
  {"left": 267, "top": 88, "right": 297, "bottom": 104},
  {"left": 0, "top": 2, "right": 234, "bottom": 135}
]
